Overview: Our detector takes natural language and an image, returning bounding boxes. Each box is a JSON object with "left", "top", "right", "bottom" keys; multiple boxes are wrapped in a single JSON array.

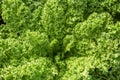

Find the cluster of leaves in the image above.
[
  {"left": 0, "top": 0, "right": 120, "bottom": 80},
  {"left": 0, "top": 58, "right": 57, "bottom": 80}
]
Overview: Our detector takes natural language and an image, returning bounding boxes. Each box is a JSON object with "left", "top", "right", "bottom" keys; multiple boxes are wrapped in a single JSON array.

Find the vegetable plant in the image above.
[{"left": 0, "top": 0, "right": 120, "bottom": 80}]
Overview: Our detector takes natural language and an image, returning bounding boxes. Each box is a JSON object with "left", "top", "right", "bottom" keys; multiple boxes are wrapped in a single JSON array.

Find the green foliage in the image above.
[
  {"left": 2, "top": 0, "right": 46, "bottom": 32},
  {"left": 0, "top": 30, "right": 51, "bottom": 67},
  {"left": 0, "top": 58, "right": 57, "bottom": 80},
  {"left": 0, "top": 0, "right": 120, "bottom": 80}
]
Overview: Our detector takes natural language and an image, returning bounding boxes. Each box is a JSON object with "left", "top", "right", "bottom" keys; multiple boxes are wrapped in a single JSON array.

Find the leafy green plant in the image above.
[{"left": 0, "top": 0, "right": 120, "bottom": 80}]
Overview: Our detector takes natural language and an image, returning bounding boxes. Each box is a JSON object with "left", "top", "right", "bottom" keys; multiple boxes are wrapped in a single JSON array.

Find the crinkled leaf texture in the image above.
[{"left": 0, "top": 0, "right": 120, "bottom": 80}]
